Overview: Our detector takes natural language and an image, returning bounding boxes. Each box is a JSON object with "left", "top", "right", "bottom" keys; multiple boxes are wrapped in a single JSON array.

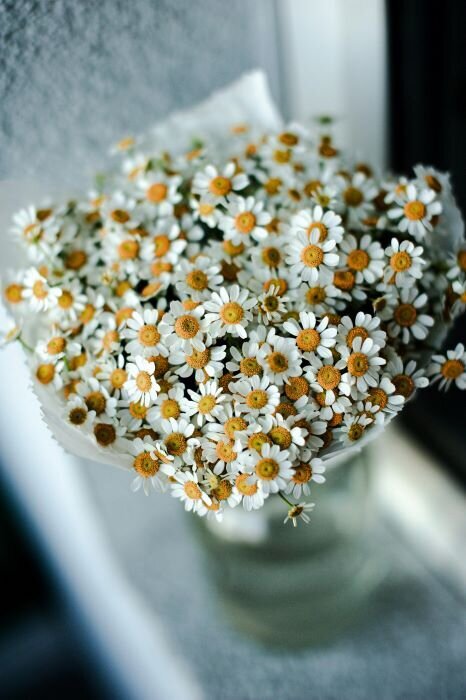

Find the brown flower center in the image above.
[
  {"left": 347, "top": 249, "right": 369, "bottom": 271},
  {"left": 317, "top": 365, "right": 341, "bottom": 390},
  {"left": 267, "top": 351, "right": 288, "bottom": 373},
  {"left": 165, "top": 432, "right": 187, "bottom": 456},
  {"left": 269, "top": 426, "right": 291, "bottom": 449},
  {"left": 85, "top": 391, "right": 106, "bottom": 415},
  {"left": 441, "top": 359, "right": 463, "bottom": 380},
  {"left": 394, "top": 303, "right": 417, "bottom": 327},
  {"left": 94, "top": 423, "right": 116, "bottom": 446},
  {"left": 392, "top": 374, "right": 415, "bottom": 398},
  {"left": 292, "top": 463, "right": 312, "bottom": 484},
  {"left": 134, "top": 451, "right": 159, "bottom": 477},
  {"left": 68, "top": 407, "right": 87, "bottom": 425},
  {"left": 284, "top": 376, "right": 309, "bottom": 400}
]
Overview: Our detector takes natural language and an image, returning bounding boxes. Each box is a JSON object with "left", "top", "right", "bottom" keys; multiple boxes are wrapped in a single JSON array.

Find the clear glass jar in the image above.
[{"left": 191, "top": 449, "right": 384, "bottom": 647}]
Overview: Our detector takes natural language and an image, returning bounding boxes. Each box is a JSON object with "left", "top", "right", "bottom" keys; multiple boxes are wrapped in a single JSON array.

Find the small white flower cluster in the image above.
[{"left": 2, "top": 122, "right": 465, "bottom": 525}]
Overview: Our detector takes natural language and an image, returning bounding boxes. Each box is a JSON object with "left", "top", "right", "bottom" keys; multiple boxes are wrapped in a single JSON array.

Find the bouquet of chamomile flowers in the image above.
[{"left": 2, "top": 86, "right": 465, "bottom": 527}]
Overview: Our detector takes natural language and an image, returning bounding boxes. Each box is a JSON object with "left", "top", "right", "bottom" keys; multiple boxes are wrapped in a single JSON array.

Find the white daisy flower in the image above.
[
  {"left": 123, "top": 308, "right": 164, "bottom": 357},
  {"left": 140, "top": 221, "right": 187, "bottom": 267},
  {"left": 77, "top": 377, "right": 118, "bottom": 418},
  {"left": 283, "top": 501, "right": 315, "bottom": 527},
  {"left": 192, "top": 162, "right": 248, "bottom": 202},
  {"left": 231, "top": 473, "right": 267, "bottom": 511},
  {"left": 219, "top": 196, "right": 271, "bottom": 244},
  {"left": 138, "top": 172, "right": 182, "bottom": 216},
  {"left": 337, "top": 412, "right": 374, "bottom": 446},
  {"left": 257, "top": 335, "right": 302, "bottom": 386},
  {"left": 240, "top": 443, "right": 293, "bottom": 495},
  {"left": 260, "top": 413, "right": 306, "bottom": 457},
  {"left": 428, "top": 343, "right": 466, "bottom": 390},
  {"left": 125, "top": 356, "right": 160, "bottom": 407},
  {"left": 171, "top": 472, "right": 211, "bottom": 512},
  {"left": 385, "top": 354, "right": 429, "bottom": 400},
  {"left": 339, "top": 234, "right": 384, "bottom": 284},
  {"left": 203, "top": 285, "right": 255, "bottom": 339},
  {"left": 284, "top": 311, "right": 337, "bottom": 358},
  {"left": 305, "top": 356, "right": 351, "bottom": 406},
  {"left": 190, "top": 195, "right": 220, "bottom": 228},
  {"left": 63, "top": 395, "right": 96, "bottom": 431},
  {"left": 159, "top": 301, "right": 207, "bottom": 352},
  {"left": 147, "top": 384, "right": 189, "bottom": 427},
  {"left": 337, "top": 312, "right": 386, "bottom": 351},
  {"left": 186, "top": 380, "right": 229, "bottom": 426},
  {"left": 293, "top": 280, "right": 342, "bottom": 316},
  {"left": 161, "top": 417, "right": 199, "bottom": 467},
  {"left": 383, "top": 237, "right": 425, "bottom": 288},
  {"left": 95, "top": 354, "right": 128, "bottom": 398},
  {"left": 22, "top": 269, "right": 62, "bottom": 312},
  {"left": 339, "top": 171, "right": 378, "bottom": 225},
  {"left": 230, "top": 374, "right": 280, "bottom": 417},
  {"left": 290, "top": 205, "right": 344, "bottom": 244},
  {"left": 387, "top": 183, "right": 442, "bottom": 240},
  {"left": 286, "top": 229, "right": 339, "bottom": 285},
  {"left": 171, "top": 338, "right": 226, "bottom": 383},
  {"left": 380, "top": 288, "right": 434, "bottom": 344},
  {"left": 337, "top": 336, "right": 386, "bottom": 393},
  {"left": 227, "top": 340, "right": 264, "bottom": 379},
  {"left": 173, "top": 255, "right": 223, "bottom": 301},
  {"left": 285, "top": 458, "right": 326, "bottom": 499},
  {"left": 128, "top": 437, "right": 174, "bottom": 495},
  {"left": 257, "top": 285, "right": 289, "bottom": 325}
]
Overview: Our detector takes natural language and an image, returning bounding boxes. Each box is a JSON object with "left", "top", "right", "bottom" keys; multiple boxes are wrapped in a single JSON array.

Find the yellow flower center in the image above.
[
  {"left": 161, "top": 399, "right": 180, "bottom": 419},
  {"left": 224, "top": 416, "right": 247, "bottom": 439},
  {"left": 223, "top": 240, "right": 244, "bottom": 257},
  {"left": 186, "top": 348, "right": 210, "bottom": 369},
  {"left": 80, "top": 304, "right": 95, "bottom": 324},
  {"left": 212, "top": 480, "right": 232, "bottom": 501},
  {"left": 65, "top": 250, "right": 87, "bottom": 270},
  {"left": 47, "top": 336, "right": 66, "bottom": 355},
  {"left": 110, "top": 368, "right": 127, "bottom": 389},
  {"left": 390, "top": 251, "right": 412, "bottom": 272},
  {"left": 264, "top": 278, "right": 287, "bottom": 295},
  {"left": 347, "top": 249, "right": 369, "bottom": 271},
  {"left": 394, "top": 303, "right": 417, "bottom": 327},
  {"left": 118, "top": 239, "right": 139, "bottom": 260},
  {"left": 235, "top": 211, "right": 256, "bottom": 234},
  {"left": 296, "top": 328, "right": 320, "bottom": 352},
  {"left": 220, "top": 302, "right": 244, "bottom": 324},
  {"left": 284, "top": 376, "right": 309, "bottom": 400},
  {"left": 247, "top": 432, "right": 271, "bottom": 452},
  {"left": 261, "top": 247, "right": 281, "bottom": 267},
  {"left": 292, "top": 463, "right": 312, "bottom": 484},
  {"left": 209, "top": 176, "right": 231, "bottom": 197},
  {"left": 269, "top": 426, "right": 291, "bottom": 449},
  {"left": 186, "top": 269, "right": 208, "bottom": 291},
  {"left": 404, "top": 200, "right": 426, "bottom": 221},
  {"left": 301, "top": 244, "right": 324, "bottom": 268},
  {"left": 305, "top": 286, "right": 326, "bottom": 305},
  {"left": 174, "top": 315, "right": 200, "bottom": 339},
  {"left": 198, "top": 395, "right": 216, "bottom": 414},
  {"left": 138, "top": 324, "right": 160, "bottom": 347},
  {"left": 239, "top": 357, "right": 261, "bottom": 377},
  {"left": 129, "top": 401, "right": 148, "bottom": 419},
  {"left": 317, "top": 365, "right": 341, "bottom": 390},
  {"left": 235, "top": 473, "right": 259, "bottom": 496},
  {"left": 279, "top": 131, "right": 298, "bottom": 146},
  {"left": 36, "top": 364, "right": 55, "bottom": 384},
  {"left": 133, "top": 451, "right": 159, "bottom": 478},
  {"left": 165, "top": 432, "right": 187, "bottom": 456},
  {"left": 334, "top": 270, "right": 355, "bottom": 291},
  {"left": 153, "top": 234, "right": 170, "bottom": 257},
  {"left": 441, "top": 359, "right": 463, "bottom": 380},
  {"left": 32, "top": 280, "right": 48, "bottom": 299},
  {"left": 245, "top": 389, "right": 268, "bottom": 410},
  {"left": 136, "top": 371, "right": 152, "bottom": 392},
  {"left": 215, "top": 440, "right": 237, "bottom": 462},
  {"left": 199, "top": 202, "right": 215, "bottom": 217},
  {"left": 368, "top": 387, "right": 388, "bottom": 409},
  {"left": 255, "top": 458, "right": 279, "bottom": 480},
  {"left": 347, "top": 352, "right": 369, "bottom": 377},
  {"left": 346, "top": 327, "right": 369, "bottom": 347},
  {"left": 146, "top": 183, "right": 168, "bottom": 203},
  {"left": 267, "top": 351, "right": 288, "bottom": 373},
  {"left": 4, "top": 283, "right": 23, "bottom": 303},
  {"left": 273, "top": 149, "right": 291, "bottom": 164},
  {"left": 184, "top": 481, "right": 202, "bottom": 500}
]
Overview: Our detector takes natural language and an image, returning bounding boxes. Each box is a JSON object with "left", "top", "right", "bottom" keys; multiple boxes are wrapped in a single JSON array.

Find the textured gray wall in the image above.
[{"left": 0, "top": 0, "right": 280, "bottom": 186}]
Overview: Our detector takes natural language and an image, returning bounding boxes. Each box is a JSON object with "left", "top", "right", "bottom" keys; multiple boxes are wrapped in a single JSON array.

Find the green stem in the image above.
[
  {"left": 18, "top": 336, "right": 34, "bottom": 353},
  {"left": 278, "top": 491, "right": 295, "bottom": 509}
]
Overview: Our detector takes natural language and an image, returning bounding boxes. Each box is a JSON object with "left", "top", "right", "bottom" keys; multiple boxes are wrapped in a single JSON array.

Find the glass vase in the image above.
[{"left": 191, "top": 449, "right": 384, "bottom": 648}]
